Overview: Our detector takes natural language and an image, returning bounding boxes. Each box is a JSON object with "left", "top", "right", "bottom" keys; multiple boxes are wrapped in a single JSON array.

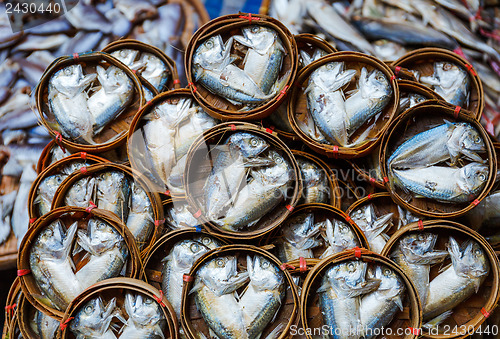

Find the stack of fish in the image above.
[{"left": 1, "top": 2, "right": 500, "bottom": 338}]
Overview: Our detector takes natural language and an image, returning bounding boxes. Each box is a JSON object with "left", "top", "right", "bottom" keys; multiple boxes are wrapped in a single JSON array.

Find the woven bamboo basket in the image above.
[
  {"left": 301, "top": 248, "right": 422, "bottom": 339},
  {"left": 28, "top": 153, "right": 108, "bottom": 222},
  {"left": 380, "top": 220, "right": 500, "bottom": 338},
  {"left": 59, "top": 278, "right": 178, "bottom": 339},
  {"left": 181, "top": 244, "right": 299, "bottom": 338},
  {"left": 184, "top": 13, "right": 298, "bottom": 121},
  {"left": 4, "top": 277, "right": 21, "bottom": 327},
  {"left": 184, "top": 122, "right": 301, "bottom": 240},
  {"left": 17, "top": 207, "right": 141, "bottom": 319},
  {"left": 51, "top": 162, "right": 164, "bottom": 256},
  {"left": 162, "top": 198, "right": 208, "bottom": 234},
  {"left": 17, "top": 289, "right": 61, "bottom": 339},
  {"left": 392, "top": 48, "right": 483, "bottom": 119},
  {"left": 288, "top": 52, "right": 399, "bottom": 159},
  {"left": 261, "top": 203, "right": 369, "bottom": 263},
  {"left": 292, "top": 149, "right": 340, "bottom": 207},
  {"left": 4, "top": 310, "right": 20, "bottom": 339},
  {"left": 380, "top": 100, "right": 497, "bottom": 218},
  {"left": 101, "top": 39, "right": 180, "bottom": 92},
  {"left": 35, "top": 52, "right": 145, "bottom": 153}
]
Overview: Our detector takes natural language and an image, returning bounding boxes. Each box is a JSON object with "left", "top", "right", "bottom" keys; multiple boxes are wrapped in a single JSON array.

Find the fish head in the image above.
[
  {"left": 332, "top": 220, "right": 359, "bottom": 248},
  {"left": 170, "top": 239, "right": 210, "bottom": 268},
  {"left": 87, "top": 218, "right": 122, "bottom": 251},
  {"left": 370, "top": 265, "right": 405, "bottom": 307},
  {"left": 193, "top": 234, "right": 223, "bottom": 250},
  {"left": 39, "top": 174, "right": 65, "bottom": 198},
  {"left": 435, "top": 62, "right": 467, "bottom": 89},
  {"left": 460, "top": 163, "right": 488, "bottom": 194},
  {"left": 36, "top": 220, "right": 66, "bottom": 253},
  {"left": 283, "top": 213, "right": 316, "bottom": 242},
  {"left": 327, "top": 260, "right": 379, "bottom": 297},
  {"left": 247, "top": 255, "right": 284, "bottom": 290},
  {"left": 227, "top": 132, "right": 269, "bottom": 158},
  {"left": 112, "top": 49, "right": 140, "bottom": 66},
  {"left": 448, "top": 237, "right": 489, "bottom": 283},
  {"left": 199, "top": 255, "right": 239, "bottom": 283},
  {"left": 127, "top": 293, "right": 164, "bottom": 326},
  {"left": 312, "top": 62, "right": 355, "bottom": 92},
  {"left": 298, "top": 158, "right": 322, "bottom": 185},
  {"left": 400, "top": 232, "right": 438, "bottom": 259},
  {"left": 407, "top": 93, "right": 427, "bottom": 107},
  {"left": 458, "top": 124, "right": 486, "bottom": 153},
  {"left": 193, "top": 35, "right": 226, "bottom": 69},
  {"left": 238, "top": 25, "right": 276, "bottom": 52},
  {"left": 362, "top": 69, "right": 392, "bottom": 99},
  {"left": 350, "top": 204, "right": 376, "bottom": 231},
  {"left": 129, "top": 182, "right": 149, "bottom": 210},
  {"left": 71, "top": 297, "right": 106, "bottom": 334}
]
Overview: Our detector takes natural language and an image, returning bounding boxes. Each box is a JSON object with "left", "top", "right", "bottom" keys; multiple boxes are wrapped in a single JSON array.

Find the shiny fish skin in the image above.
[
  {"left": 12, "top": 165, "right": 37, "bottom": 248},
  {"left": 278, "top": 213, "right": 322, "bottom": 262},
  {"left": 320, "top": 218, "right": 361, "bottom": 259},
  {"left": 126, "top": 181, "right": 154, "bottom": 250},
  {"left": 96, "top": 171, "right": 131, "bottom": 221},
  {"left": 166, "top": 201, "right": 202, "bottom": 230},
  {"left": 419, "top": 62, "right": 470, "bottom": 107},
  {"left": 388, "top": 122, "right": 485, "bottom": 169},
  {"left": 139, "top": 52, "right": 170, "bottom": 92},
  {"left": 392, "top": 163, "right": 488, "bottom": 203},
  {"left": 65, "top": 176, "right": 96, "bottom": 208},
  {"left": 0, "top": 191, "right": 17, "bottom": 245},
  {"left": 69, "top": 297, "right": 119, "bottom": 339},
  {"left": 350, "top": 204, "right": 393, "bottom": 254},
  {"left": 36, "top": 311, "right": 59, "bottom": 339},
  {"left": 35, "top": 174, "right": 65, "bottom": 216},
  {"left": 120, "top": 293, "right": 166, "bottom": 339},
  {"left": 297, "top": 157, "right": 330, "bottom": 204}
]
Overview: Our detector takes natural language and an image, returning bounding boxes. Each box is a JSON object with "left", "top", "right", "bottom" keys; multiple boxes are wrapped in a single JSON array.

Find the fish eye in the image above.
[
  {"left": 326, "top": 63, "right": 334, "bottom": 70},
  {"left": 191, "top": 243, "right": 200, "bottom": 252},
  {"left": 119, "top": 50, "right": 127, "bottom": 57},
  {"left": 64, "top": 67, "right": 73, "bottom": 75},
  {"left": 475, "top": 248, "right": 482, "bottom": 255},
  {"left": 384, "top": 269, "right": 391, "bottom": 276},
  {"left": 250, "top": 138, "right": 259, "bottom": 147},
  {"left": 251, "top": 26, "right": 259, "bottom": 33},
  {"left": 216, "top": 259, "right": 225, "bottom": 267},
  {"left": 377, "top": 74, "right": 385, "bottom": 81},
  {"left": 84, "top": 305, "right": 94, "bottom": 314},
  {"left": 474, "top": 135, "right": 481, "bottom": 143},
  {"left": 443, "top": 63, "right": 453, "bottom": 71},
  {"left": 144, "top": 297, "right": 153, "bottom": 304},
  {"left": 479, "top": 173, "right": 486, "bottom": 181},
  {"left": 205, "top": 40, "right": 213, "bottom": 48},
  {"left": 418, "top": 234, "right": 425, "bottom": 241},
  {"left": 261, "top": 261, "right": 270, "bottom": 268},
  {"left": 347, "top": 263, "right": 355, "bottom": 272},
  {"left": 201, "top": 237, "right": 211, "bottom": 245}
]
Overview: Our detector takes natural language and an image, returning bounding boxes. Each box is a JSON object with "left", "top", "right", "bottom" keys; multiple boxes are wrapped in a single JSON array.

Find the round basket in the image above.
[
  {"left": 51, "top": 162, "right": 164, "bottom": 255},
  {"left": 184, "top": 122, "right": 301, "bottom": 240},
  {"left": 59, "top": 278, "right": 178, "bottom": 339},
  {"left": 101, "top": 38, "right": 180, "bottom": 92},
  {"left": 292, "top": 149, "right": 340, "bottom": 207},
  {"left": 181, "top": 244, "right": 299, "bottom": 338},
  {"left": 17, "top": 207, "right": 141, "bottom": 319},
  {"left": 127, "top": 89, "right": 219, "bottom": 198},
  {"left": 35, "top": 52, "right": 145, "bottom": 153},
  {"left": 380, "top": 220, "right": 500, "bottom": 338},
  {"left": 380, "top": 100, "right": 497, "bottom": 218},
  {"left": 288, "top": 52, "right": 399, "bottom": 159},
  {"left": 184, "top": 13, "right": 298, "bottom": 121},
  {"left": 18, "top": 290, "right": 61, "bottom": 339},
  {"left": 392, "top": 48, "right": 483, "bottom": 119},
  {"left": 28, "top": 153, "right": 108, "bottom": 221},
  {"left": 295, "top": 33, "right": 337, "bottom": 69},
  {"left": 4, "top": 277, "right": 21, "bottom": 327},
  {"left": 261, "top": 203, "right": 369, "bottom": 263},
  {"left": 301, "top": 248, "right": 422, "bottom": 339}
]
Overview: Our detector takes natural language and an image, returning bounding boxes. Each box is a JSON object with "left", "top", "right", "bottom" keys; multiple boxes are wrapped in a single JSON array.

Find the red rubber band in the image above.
[
  {"left": 481, "top": 307, "right": 490, "bottom": 318},
  {"left": 465, "top": 64, "right": 477, "bottom": 76},
  {"left": 390, "top": 75, "right": 396, "bottom": 81},
  {"left": 354, "top": 247, "right": 362, "bottom": 258},
  {"left": 193, "top": 209, "right": 202, "bottom": 218},
  {"left": 73, "top": 53, "right": 79, "bottom": 60},
  {"left": 345, "top": 215, "right": 352, "bottom": 223},
  {"left": 280, "top": 263, "right": 296, "bottom": 271},
  {"left": 5, "top": 304, "right": 16, "bottom": 313},
  {"left": 54, "top": 132, "right": 66, "bottom": 154},
  {"left": 238, "top": 13, "right": 260, "bottom": 22},
  {"left": 80, "top": 166, "right": 88, "bottom": 175},
  {"left": 383, "top": 177, "right": 389, "bottom": 183},
  {"left": 265, "top": 128, "right": 273, "bottom": 134},
  {"left": 164, "top": 190, "right": 171, "bottom": 195},
  {"left": 131, "top": 69, "right": 137, "bottom": 74},
  {"left": 59, "top": 317, "right": 74, "bottom": 331},
  {"left": 367, "top": 193, "right": 372, "bottom": 200},
  {"left": 154, "top": 219, "right": 165, "bottom": 227},
  {"left": 173, "top": 79, "right": 181, "bottom": 84},
  {"left": 369, "top": 177, "right": 376, "bottom": 184},
  {"left": 332, "top": 145, "right": 339, "bottom": 159},
  {"left": 471, "top": 199, "right": 480, "bottom": 206},
  {"left": 17, "top": 269, "right": 31, "bottom": 276},
  {"left": 183, "top": 274, "right": 193, "bottom": 282},
  {"left": 230, "top": 124, "right": 236, "bottom": 131},
  {"left": 80, "top": 152, "right": 87, "bottom": 160},
  {"left": 188, "top": 82, "right": 197, "bottom": 93},
  {"left": 29, "top": 218, "right": 37, "bottom": 224},
  {"left": 86, "top": 201, "right": 97, "bottom": 213},
  {"left": 408, "top": 327, "right": 421, "bottom": 335},
  {"left": 276, "top": 85, "right": 289, "bottom": 101},
  {"left": 299, "top": 257, "right": 307, "bottom": 272},
  {"left": 285, "top": 205, "right": 294, "bottom": 212},
  {"left": 418, "top": 220, "right": 424, "bottom": 230},
  {"left": 454, "top": 106, "right": 461, "bottom": 118},
  {"left": 155, "top": 290, "right": 166, "bottom": 307},
  {"left": 394, "top": 66, "right": 401, "bottom": 75}
]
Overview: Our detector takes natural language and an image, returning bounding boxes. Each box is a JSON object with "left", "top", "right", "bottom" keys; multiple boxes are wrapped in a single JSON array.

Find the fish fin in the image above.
[
  {"left": 233, "top": 35, "right": 252, "bottom": 48},
  {"left": 347, "top": 278, "right": 381, "bottom": 297},
  {"left": 264, "top": 323, "right": 285, "bottom": 339},
  {"left": 423, "top": 310, "right": 453, "bottom": 330},
  {"left": 393, "top": 295, "right": 404, "bottom": 312},
  {"left": 438, "top": 262, "right": 452, "bottom": 274},
  {"left": 76, "top": 229, "right": 99, "bottom": 256},
  {"left": 300, "top": 50, "right": 313, "bottom": 67},
  {"left": 317, "top": 280, "right": 332, "bottom": 294},
  {"left": 189, "top": 281, "right": 205, "bottom": 295},
  {"left": 62, "top": 222, "right": 78, "bottom": 259},
  {"left": 461, "top": 149, "right": 484, "bottom": 163},
  {"left": 209, "top": 328, "right": 222, "bottom": 339}
]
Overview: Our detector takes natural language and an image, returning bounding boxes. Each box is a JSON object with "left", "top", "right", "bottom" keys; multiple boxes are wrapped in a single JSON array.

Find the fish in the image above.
[
  {"left": 396, "top": 206, "right": 420, "bottom": 229},
  {"left": 139, "top": 52, "right": 170, "bottom": 92},
  {"left": 64, "top": 176, "right": 97, "bottom": 208},
  {"left": 69, "top": 297, "right": 120, "bottom": 339},
  {"left": 297, "top": 157, "right": 330, "bottom": 204},
  {"left": 350, "top": 204, "right": 394, "bottom": 254},
  {"left": 126, "top": 182, "right": 154, "bottom": 250},
  {"left": 320, "top": 218, "right": 361, "bottom": 259},
  {"left": 64, "top": 2, "right": 113, "bottom": 34},
  {"left": 240, "top": 255, "right": 285, "bottom": 338},
  {"left": 36, "top": 310, "right": 59, "bottom": 339},
  {"left": 300, "top": 48, "right": 328, "bottom": 68},
  {"left": 0, "top": 191, "right": 17, "bottom": 245},
  {"left": 360, "top": 266, "right": 405, "bottom": 339},
  {"left": 75, "top": 218, "right": 129, "bottom": 288},
  {"left": 388, "top": 122, "right": 486, "bottom": 170},
  {"left": 35, "top": 174, "right": 66, "bottom": 216},
  {"left": 161, "top": 239, "right": 211, "bottom": 321},
  {"left": 191, "top": 255, "right": 249, "bottom": 339},
  {"left": 166, "top": 201, "right": 202, "bottom": 230},
  {"left": 56, "top": 31, "right": 104, "bottom": 57},
  {"left": 391, "top": 163, "right": 488, "bottom": 203},
  {"left": 318, "top": 260, "right": 380, "bottom": 339},
  {"left": 267, "top": 105, "right": 294, "bottom": 134},
  {"left": 215, "top": 150, "right": 292, "bottom": 231},
  {"left": 373, "top": 40, "right": 408, "bottom": 62},
  {"left": 419, "top": 62, "right": 470, "bottom": 106},
  {"left": 397, "top": 93, "right": 427, "bottom": 114},
  {"left": 465, "top": 190, "right": 500, "bottom": 230},
  {"left": 203, "top": 132, "right": 271, "bottom": 221},
  {"left": 29, "top": 221, "right": 80, "bottom": 310},
  {"left": 268, "top": 0, "right": 305, "bottom": 34},
  {"left": 424, "top": 237, "right": 489, "bottom": 320},
  {"left": 278, "top": 213, "right": 322, "bottom": 262},
  {"left": 48, "top": 64, "right": 97, "bottom": 144},
  {"left": 87, "top": 66, "right": 134, "bottom": 135},
  {"left": 391, "top": 233, "right": 448, "bottom": 306},
  {"left": 12, "top": 165, "right": 37, "bottom": 248},
  {"left": 120, "top": 293, "right": 166, "bottom": 339},
  {"left": 114, "top": 0, "right": 158, "bottom": 22},
  {"left": 13, "top": 34, "right": 69, "bottom": 52},
  {"left": 234, "top": 26, "right": 285, "bottom": 94},
  {"left": 96, "top": 170, "right": 131, "bottom": 221}
]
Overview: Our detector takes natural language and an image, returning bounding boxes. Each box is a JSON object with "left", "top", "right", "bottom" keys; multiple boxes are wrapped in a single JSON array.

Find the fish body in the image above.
[
  {"left": 36, "top": 310, "right": 59, "bottom": 339},
  {"left": 0, "top": 191, "right": 17, "bottom": 245},
  {"left": 321, "top": 219, "right": 361, "bottom": 259},
  {"left": 297, "top": 157, "right": 330, "bottom": 204},
  {"left": 278, "top": 213, "right": 322, "bottom": 262},
  {"left": 166, "top": 201, "right": 202, "bottom": 230},
  {"left": 65, "top": 176, "right": 96, "bottom": 208},
  {"left": 126, "top": 182, "right": 154, "bottom": 250},
  {"left": 392, "top": 163, "right": 488, "bottom": 203},
  {"left": 350, "top": 204, "right": 393, "bottom": 254},
  {"left": 69, "top": 297, "right": 119, "bottom": 339},
  {"left": 420, "top": 62, "right": 470, "bottom": 106},
  {"left": 12, "top": 165, "right": 37, "bottom": 248},
  {"left": 120, "top": 293, "right": 166, "bottom": 339},
  {"left": 139, "top": 52, "right": 170, "bottom": 92},
  {"left": 96, "top": 171, "right": 131, "bottom": 221},
  {"left": 36, "top": 174, "right": 65, "bottom": 216},
  {"left": 48, "top": 64, "right": 96, "bottom": 144}
]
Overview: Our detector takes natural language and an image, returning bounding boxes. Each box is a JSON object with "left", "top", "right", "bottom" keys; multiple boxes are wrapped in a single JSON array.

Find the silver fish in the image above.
[
  {"left": 126, "top": 182, "right": 154, "bottom": 250},
  {"left": 318, "top": 260, "right": 380, "bottom": 339},
  {"left": 278, "top": 213, "right": 322, "bottom": 262},
  {"left": 75, "top": 218, "right": 128, "bottom": 288},
  {"left": 29, "top": 221, "right": 80, "bottom": 310},
  {"left": 161, "top": 239, "right": 210, "bottom": 321},
  {"left": 139, "top": 52, "right": 170, "bottom": 92},
  {"left": 350, "top": 204, "right": 393, "bottom": 254},
  {"left": 269, "top": 0, "right": 305, "bottom": 34},
  {"left": 36, "top": 310, "right": 59, "bottom": 339},
  {"left": 391, "top": 233, "right": 448, "bottom": 306},
  {"left": 69, "top": 297, "right": 120, "bottom": 339},
  {"left": 397, "top": 93, "right": 427, "bottom": 114},
  {"left": 35, "top": 174, "right": 66, "bottom": 216},
  {"left": 297, "top": 157, "right": 330, "bottom": 204},
  {"left": 166, "top": 201, "right": 202, "bottom": 230},
  {"left": 48, "top": 64, "right": 96, "bottom": 144},
  {"left": 87, "top": 66, "right": 134, "bottom": 135},
  {"left": 420, "top": 62, "right": 470, "bottom": 107},
  {"left": 360, "top": 266, "right": 405, "bottom": 339},
  {"left": 120, "top": 293, "right": 166, "bottom": 339},
  {"left": 424, "top": 237, "right": 489, "bottom": 320},
  {"left": 12, "top": 165, "right": 37, "bottom": 248},
  {"left": 97, "top": 170, "right": 131, "bottom": 221},
  {"left": 240, "top": 255, "right": 285, "bottom": 338},
  {"left": 0, "top": 191, "right": 17, "bottom": 245},
  {"left": 391, "top": 163, "right": 488, "bottom": 203},
  {"left": 64, "top": 176, "right": 96, "bottom": 208},
  {"left": 320, "top": 218, "right": 361, "bottom": 259}
]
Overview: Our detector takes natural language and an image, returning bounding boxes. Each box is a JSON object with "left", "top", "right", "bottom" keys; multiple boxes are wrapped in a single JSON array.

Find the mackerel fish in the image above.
[
  {"left": 277, "top": 213, "right": 322, "bottom": 262},
  {"left": 350, "top": 204, "right": 393, "bottom": 254},
  {"left": 320, "top": 218, "right": 360, "bottom": 259},
  {"left": 120, "top": 293, "right": 166, "bottom": 338},
  {"left": 96, "top": 170, "right": 131, "bottom": 221},
  {"left": 419, "top": 62, "right": 470, "bottom": 107},
  {"left": 126, "top": 181, "right": 154, "bottom": 250},
  {"left": 36, "top": 310, "right": 59, "bottom": 339},
  {"left": 297, "top": 157, "right": 330, "bottom": 205},
  {"left": 64, "top": 176, "right": 96, "bottom": 208},
  {"left": 69, "top": 297, "right": 121, "bottom": 339}
]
